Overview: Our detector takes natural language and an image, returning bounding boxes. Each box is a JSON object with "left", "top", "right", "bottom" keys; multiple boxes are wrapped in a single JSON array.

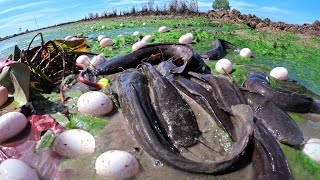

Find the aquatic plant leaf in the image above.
[
  {"left": 14, "top": 45, "right": 21, "bottom": 61},
  {"left": 35, "top": 131, "right": 55, "bottom": 150},
  {"left": 52, "top": 38, "right": 87, "bottom": 53},
  {"left": 0, "top": 60, "right": 30, "bottom": 107},
  {"left": 66, "top": 113, "right": 108, "bottom": 135},
  {"left": 9, "top": 63, "right": 30, "bottom": 106},
  {"left": 50, "top": 112, "right": 70, "bottom": 127}
]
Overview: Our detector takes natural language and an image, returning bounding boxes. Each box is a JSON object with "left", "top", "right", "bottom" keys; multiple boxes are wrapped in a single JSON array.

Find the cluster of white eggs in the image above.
[
  {"left": 214, "top": 47, "right": 289, "bottom": 81},
  {"left": 0, "top": 90, "right": 140, "bottom": 179},
  {"left": 76, "top": 54, "right": 107, "bottom": 69}
]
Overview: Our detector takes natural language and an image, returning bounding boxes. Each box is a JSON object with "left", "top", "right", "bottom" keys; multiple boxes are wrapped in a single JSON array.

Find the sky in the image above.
[{"left": 0, "top": 0, "right": 319, "bottom": 37}]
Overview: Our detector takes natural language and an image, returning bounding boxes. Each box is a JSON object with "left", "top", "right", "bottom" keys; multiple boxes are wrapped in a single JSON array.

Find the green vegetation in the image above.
[
  {"left": 81, "top": 17, "right": 320, "bottom": 96},
  {"left": 212, "top": 0, "right": 230, "bottom": 11},
  {"left": 281, "top": 144, "right": 320, "bottom": 180}
]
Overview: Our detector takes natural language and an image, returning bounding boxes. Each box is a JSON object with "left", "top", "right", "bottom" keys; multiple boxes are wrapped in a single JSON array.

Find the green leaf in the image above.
[
  {"left": 9, "top": 63, "right": 30, "bottom": 106},
  {"left": 35, "top": 131, "right": 55, "bottom": 150},
  {"left": 0, "top": 63, "right": 30, "bottom": 107},
  {"left": 66, "top": 113, "right": 109, "bottom": 135},
  {"left": 51, "top": 112, "right": 70, "bottom": 127}
]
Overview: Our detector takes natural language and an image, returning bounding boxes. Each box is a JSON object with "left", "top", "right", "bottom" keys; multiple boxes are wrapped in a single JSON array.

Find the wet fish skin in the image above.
[
  {"left": 242, "top": 90, "right": 304, "bottom": 146},
  {"left": 94, "top": 43, "right": 210, "bottom": 75},
  {"left": 157, "top": 61, "right": 237, "bottom": 141},
  {"left": 118, "top": 71, "right": 176, "bottom": 152},
  {"left": 141, "top": 62, "right": 201, "bottom": 148},
  {"left": 252, "top": 119, "right": 293, "bottom": 180},
  {"left": 188, "top": 72, "right": 246, "bottom": 112},
  {"left": 202, "top": 39, "right": 241, "bottom": 60},
  {"left": 119, "top": 75, "right": 254, "bottom": 174},
  {"left": 243, "top": 73, "right": 317, "bottom": 113}
]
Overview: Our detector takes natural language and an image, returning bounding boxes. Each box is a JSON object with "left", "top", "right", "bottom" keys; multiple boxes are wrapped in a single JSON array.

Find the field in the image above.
[{"left": 1, "top": 15, "right": 320, "bottom": 179}]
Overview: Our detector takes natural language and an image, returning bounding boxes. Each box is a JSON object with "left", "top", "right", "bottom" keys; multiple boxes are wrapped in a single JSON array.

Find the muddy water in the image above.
[
  {"left": 58, "top": 104, "right": 253, "bottom": 180},
  {"left": 56, "top": 71, "right": 253, "bottom": 179}
]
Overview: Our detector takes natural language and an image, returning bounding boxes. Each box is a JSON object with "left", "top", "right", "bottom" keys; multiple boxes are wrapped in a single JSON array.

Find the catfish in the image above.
[{"left": 243, "top": 73, "right": 320, "bottom": 113}]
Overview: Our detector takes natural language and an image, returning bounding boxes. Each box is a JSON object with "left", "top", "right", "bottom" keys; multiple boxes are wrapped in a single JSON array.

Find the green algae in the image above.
[{"left": 280, "top": 144, "right": 320, "bottom": 180}]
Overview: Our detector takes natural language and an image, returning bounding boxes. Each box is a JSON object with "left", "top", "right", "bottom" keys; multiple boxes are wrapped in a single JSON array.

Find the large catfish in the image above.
[
  {"left": 242, "top": 90, "right": 304, "bottom": 146},
  {"left": 252, "top": 120, "right": 293, "bottom": 180},
  {"left": 157, "top": 61, "right": 237, "bottom": 140},
  {"left": 118, "top": 71, "right": 254, "bottom": 174},
  {"left": 243, "top": 73, "right": 320, "bottom": 113},
  {"left": 202, "top": 39, "right": 241, "bottom": 60},
  {"left": 94, "top": 43, "right": 210, "bottom": 75},
  {"left": 141, "top": 62, "right": 201, "bottom": 148}
]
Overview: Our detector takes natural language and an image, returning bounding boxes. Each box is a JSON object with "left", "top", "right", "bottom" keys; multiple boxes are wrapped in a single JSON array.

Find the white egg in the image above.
[
  {"left": 179, "top": 34, "right": 193, "bottom": 44},
  {"left": 133, "top": 31, "right": 141, "bottom": 36},
  {"left": 185, "top": 33, "right": 194, "bottom": 40},
  {"left": 0, "top": 112, "right": 28, "bottom": 143},
  {"left": 90, "top": 55, "right": 107, "bottom": 69},
  {"left": 98, "top": 35, "right": 106, "bottom": 42},
  {"left": 77, "top": 91, "right": 114, "bottom": 116},
  {"left": 95, "top": 150, "right": 140, "bottom": 179},
  {"left": 53, "top": 129, "right": 95, "bottom": 158},
  {"left": 100, "top": 38, "right": 113, "bottom": 47},
  {"left": 143, "top": 22, "right": 146, "bottom": 26},
  {"left": 215, "top": 59, "right": 233, "bottom": 74},
  {"left": 101, "top": 25, "right": 106, "bottom": 29},
  {"left": 239, "top": 48, "right": 252, "bottom": 58},
  {"left": 141, "top": 35, "right": 153, "bottom": 43},
  {"left": 76, "top": 55, "right": 91, "bottom": 66},
  {"left": 302, "top": 138, "right": 320, "bottom": 162},
  {"left": 117, "top": 34, "right": 124, "bottom": 37},
  {"left": 270, "top": 67, "right": 288, "bottom": 80},
  {"left": 132, "top": 41, "right": 147, "bottom": 52},
  {"left": 0, "top": 85, "right": 8, "bottom": 107},
  {"left": 64, "top": 36, "right": 73, "bottom": 40},
  {"left": 91, "top": 26, "right": 95, "bottom": 31},
  {"left": 158, "top": 26, "right": 169, "bottom": 33},
  {"left": 0, "top": 159, "right": 40, "bottom": 180}
]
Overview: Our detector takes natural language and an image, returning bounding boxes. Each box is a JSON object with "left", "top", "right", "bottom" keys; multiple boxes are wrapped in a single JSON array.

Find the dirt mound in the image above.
[{"left": 205, "top": 9, "right": 320, "bottom": 38}]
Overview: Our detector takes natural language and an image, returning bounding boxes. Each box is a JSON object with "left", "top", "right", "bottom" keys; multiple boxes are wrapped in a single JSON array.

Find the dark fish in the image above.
[
  {"left": 118, "top": 71, "right": 254, "bottom": 174},
  {"left": 141, "top": 62, "right": 201, "bottom": 148},
  {"left": 243, "top": 73, "right": 320, "bottom": 113},
  {"left": 157, "top": 61, "right": 237, "bottom": 141},
  {"left": 202, "top": 39, "right": 241, "bottom": 60},
  {"left": 94, "top": 43, "right": 210, "bottom": 75},
  {"left": 242, "top": 90, "right": 304, "bottom": 146},
  {"left": 252, "top": 119, "right": 293, "bottom": 180},
  {"left": 188, "top": 72, "right": 246, "bottom": 112},
  {"left": 117, "top": 71, "right": 175, "bottom": 151}
]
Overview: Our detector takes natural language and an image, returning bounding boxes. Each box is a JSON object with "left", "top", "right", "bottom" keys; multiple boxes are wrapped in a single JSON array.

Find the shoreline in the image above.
[{"left": 1, "top": 9, "right": 319, "bottom": 42}]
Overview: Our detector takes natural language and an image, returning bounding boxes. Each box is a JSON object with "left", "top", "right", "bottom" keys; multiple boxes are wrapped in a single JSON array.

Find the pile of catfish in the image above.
[{"left": 87, "top": 40, "right": 320, "bottom": 179}]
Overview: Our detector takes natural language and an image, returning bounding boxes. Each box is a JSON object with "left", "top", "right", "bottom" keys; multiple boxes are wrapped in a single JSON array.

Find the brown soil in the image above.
[
  {"left": 112, "top": 9, "right": 320, "bottom": 38},
  {"left": 204, "top": 9, "right": 320, "bottom": 38}
]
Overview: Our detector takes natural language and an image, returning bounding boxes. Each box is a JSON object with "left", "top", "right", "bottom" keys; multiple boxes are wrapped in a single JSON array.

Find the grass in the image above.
[{"left": 81, "top": 17, "right": 320, "bottom": 96}]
